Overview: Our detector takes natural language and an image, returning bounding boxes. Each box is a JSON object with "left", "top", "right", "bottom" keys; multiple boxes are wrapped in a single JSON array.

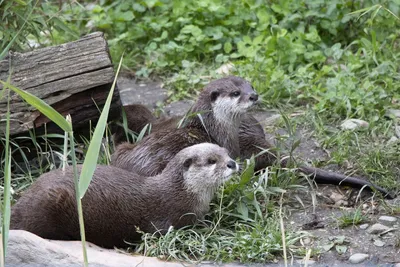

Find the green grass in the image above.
[
  {"left": 336, "top": 208, "right": 369, "bottom": 228},
  {"left": 135, "top": 166, "right": 311, "bottom": 263}
]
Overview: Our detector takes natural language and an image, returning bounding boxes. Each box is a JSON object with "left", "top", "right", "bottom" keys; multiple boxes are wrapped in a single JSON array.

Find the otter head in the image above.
[
  {"left": 166, "top": 143, "right": 238, "bottom": 207},
  {"left": 202, "top": 76, "right": 258, "bottom": 122}
]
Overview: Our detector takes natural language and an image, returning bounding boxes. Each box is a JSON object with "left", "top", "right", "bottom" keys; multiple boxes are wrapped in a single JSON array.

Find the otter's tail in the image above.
[{"left": 298, "top": 165, "right": 395, "bottom": 199}]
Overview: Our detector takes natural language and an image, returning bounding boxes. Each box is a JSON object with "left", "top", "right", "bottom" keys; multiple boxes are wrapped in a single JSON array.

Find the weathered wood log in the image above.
[{"left": 0, "top": 32, "right": 121, "bottom": 140}]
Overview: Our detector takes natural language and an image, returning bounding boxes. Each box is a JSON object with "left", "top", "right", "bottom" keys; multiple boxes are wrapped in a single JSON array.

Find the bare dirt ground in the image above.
[{"left": 117, "top": 75, "right": 400, "bottom": 266}]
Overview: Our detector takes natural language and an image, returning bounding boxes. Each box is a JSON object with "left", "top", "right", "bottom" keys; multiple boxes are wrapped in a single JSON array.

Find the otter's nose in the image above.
[
  {"left": 227, "top": 160, "right": 237, "bottom": 170},
  {"left": 249, "top": 93, "right": 258, "bottom": 102}
]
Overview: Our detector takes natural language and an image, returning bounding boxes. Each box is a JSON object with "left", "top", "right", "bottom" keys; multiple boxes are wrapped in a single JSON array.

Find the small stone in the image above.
[
  {"left": 296, "top": 259, "right": 316, "bottom": 265},
  {"left": 349, "top": 253, "right": 369, "bottom": 264},
  {"left": 341, "top": 119, "right": 369, "bottom": 130},
  {"left": 335, "top": 200, "right": 349, "bottom": 206},
  {"left": 388, "top": 136, "right": 399, "bottom": 145},
  {"left": 367, "top": 223, "right": 390, "bottom": 234},
  {"left": 216, "top": 62, "right": 235, "bottom": 75},
  {"left": 359, "top": 224, "right": 369, "bottom": 230},
  {"left": 394, "top": 263, "right": 400, "bottom": 267},
  {"left": 373, "top": 239, "right": 385, "bottom": 247},
  {"left": 329, "top": 192, "right": 344, "bottom": 203},
  {"left": 378, "top": 216, "right": 398, "bottom": 226},
  {"left": 396, "top": 126, "right": 400, "bottom": 138},
  {"left": 386, "top": 109, "right": 400, "bottom": 118},
  {"left": 264, "top": 114, "right": 282, "bottom": 126},
  {"left": 302, "top": 237, "right": 312, "bottom": 245}
]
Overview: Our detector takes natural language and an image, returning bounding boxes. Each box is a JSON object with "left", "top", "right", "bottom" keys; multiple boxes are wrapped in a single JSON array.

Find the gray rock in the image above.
[
  {"left": 6, "top": 230, "right": 182, "bottom": 267},
  {"left": 164, "top": 100, "right": 194, "bottom": 117},
  {"left": 216, "top": 62, "right": 235, "bottom": 75},
  {"left": 6, "top": 230, "right": 81, "bottom": 265},
  {"left": 340, "top": 119, "right": 369, "bottom": 130},
  {"left": 263, "top": 114, "right": 282, "bottom": 126},
  {"left": 373, "top": 239, "right": 385, "bottom": 247},
  {"left": 329, "top": 192, "right": 345, "bottom": 203},
  {"left": 396, "top": 125, "right": 400, "bottom": 138},
  {"left": 367, "top": 223, "right": 390, "bottom": 234},
  {"left": 386, "top": 109, "right": 400, "bottom": 118},
  {"left": 387, "top": 136, "right": 399, "bottom": 145},
  {"left": 348, "top": 253, "right": 369, "bottom": 264},
  {"left": 359, "top": 223, "right": 369, "bottom": 230},
  {"left": 378, "top": 215, "right": 398, "bottom": 226},
  {"left": 296, "top": 259, "right": 316, "bottom": 265},
  {"left": 117, "top": 75, "right": 167, "bottom": 108}
]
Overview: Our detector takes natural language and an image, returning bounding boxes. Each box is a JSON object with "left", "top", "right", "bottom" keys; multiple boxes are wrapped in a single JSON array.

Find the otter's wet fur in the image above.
[
  {"left": 112, "top": 76, "right": 394, "bottom": 199},
  {"left": 11, "top": 143, "right": 238, "bottom": 248}
]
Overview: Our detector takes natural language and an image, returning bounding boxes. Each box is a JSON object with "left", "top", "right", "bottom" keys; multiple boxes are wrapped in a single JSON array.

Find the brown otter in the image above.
[
  {"left": 112, "top": 76, "right": 259, "bottom": 174},
  {"left": 112, "top": 76, "right": 394, "bottom": 198},
  {"left": 10, "top": 143, "right": 238, "bottom": 249}
]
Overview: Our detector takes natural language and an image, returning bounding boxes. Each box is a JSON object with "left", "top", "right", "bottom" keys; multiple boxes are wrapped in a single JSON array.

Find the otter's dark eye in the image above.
[
  {"left": 183, "top": 158, "right": 193, "bottom": 170},
  {"left": 230, "top": 91, "right": 240, "bottom": 97},
  {"left": 210, "top": 91, "right": 220, "bottom": 102},
  {"left": 207, "top": 158, "right": 217, "bottom": 165}
]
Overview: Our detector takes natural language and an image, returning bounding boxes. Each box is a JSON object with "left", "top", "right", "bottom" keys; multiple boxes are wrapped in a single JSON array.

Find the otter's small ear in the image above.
[
  {"left": 210, "top": 91, "right": 219, "bottom": 102},
  {"left": 183, "top": 158, "right": 193, "bottom": 170}
]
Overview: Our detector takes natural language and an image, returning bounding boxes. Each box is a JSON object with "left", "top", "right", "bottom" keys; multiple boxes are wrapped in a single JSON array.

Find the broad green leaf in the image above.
[
  {"left": 116, "top": 11, "right": 135, "bottom": 21},
  {"left": 238, "top": 157, "right": 255, "bottom": 189},
  {"left": 236, "top": 201, "right": 249, "bottom": 219},
  {"left": 79, "top": 55, "right": 124, "bottom": 198},
  {"left": 0, "top": 81, "right": 71, "bottom": 132},
  {"left": 224, "top": 42, "right": 232, "bottom": 53}
]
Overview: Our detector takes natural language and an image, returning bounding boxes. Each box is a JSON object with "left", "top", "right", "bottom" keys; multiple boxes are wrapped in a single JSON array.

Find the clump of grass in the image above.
[
  {"left": 337, "top": 208, "right": 368, "bottom": 228},
  {"left": 134, "top": 159, "right": 310, "bottom": 263},
  {"left": 302, "top": 111, "right": 400, "bottom": 195}
]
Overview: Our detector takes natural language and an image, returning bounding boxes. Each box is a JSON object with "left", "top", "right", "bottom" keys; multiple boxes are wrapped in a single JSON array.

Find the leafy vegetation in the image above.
[
  {"left": 336, "top": 207, "right": 368, "bottom": 228},
  {"left": 1, "top": 0, "right": 400, "bottom": 264},
  {"left": 136, "top": 160, "right": 310, "bottom": 263}
]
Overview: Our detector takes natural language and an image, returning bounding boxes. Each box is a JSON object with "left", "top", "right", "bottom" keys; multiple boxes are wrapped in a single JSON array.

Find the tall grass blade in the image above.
[
  {"left": 1, "top": 86, "right": 12, "bottom": 262},
  {"left": 78, "top": 55, "right": 124, "bottom": 198},
  {"left": 0, "top": 81, "right": 72, "bottom": 133},
  {"left": 67, "top": 115, "right": 88, "bottom": 267}
]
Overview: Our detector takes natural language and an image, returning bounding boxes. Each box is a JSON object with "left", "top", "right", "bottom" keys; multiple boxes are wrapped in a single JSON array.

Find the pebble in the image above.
[
  {"left": 359, "top": 224, "right": 369, "bottom": 230},
  {"left": 394, "top": 263, "right": 400, "bottom": 267},
  {"left": 349, "top": 253, "right": 369, "bottom": 264},
  {"left": 329, "top": 192, "right": 344, "bottom": 203},
  {"left": 373, "top": 239, "right": 385, "bottom": 247},
  {"left": 264, "top": 114, "right": 282, "bottom": 126},
  {"left": 388, "top": 136, "right": 399, "bottom": 145},
  {"left": 340, "top": 119, "right": 369, "bottom": 130},
  {"left": 378, "top": 216, "right": 397, "bottom": 226},
  {"left": 396, "top": 125, "right": 400, "bottom": 138},
  {"left": 216, "top": 62, "right": 235, "bottom": 75},
  {"left": 367, "top": 223, "right": 390, "bottom": 234},
  {"left": 302, "top": 237, "right": 312, "bottom": 245},
  {"left": 296, "top": 259, "right": 316, "bottom": 265},
  {"left": 387, "top": 109, "right": 400, "bottom": 118}
]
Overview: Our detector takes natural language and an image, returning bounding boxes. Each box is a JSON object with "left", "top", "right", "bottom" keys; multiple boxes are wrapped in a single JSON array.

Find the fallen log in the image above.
[{"left": 0, "top": 32, "right": 121, "bottom": 139}]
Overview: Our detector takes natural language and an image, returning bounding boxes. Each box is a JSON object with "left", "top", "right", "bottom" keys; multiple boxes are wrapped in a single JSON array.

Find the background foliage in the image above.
[{"left": 2, "top": 0, "right": 399, "bottom": 120}]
